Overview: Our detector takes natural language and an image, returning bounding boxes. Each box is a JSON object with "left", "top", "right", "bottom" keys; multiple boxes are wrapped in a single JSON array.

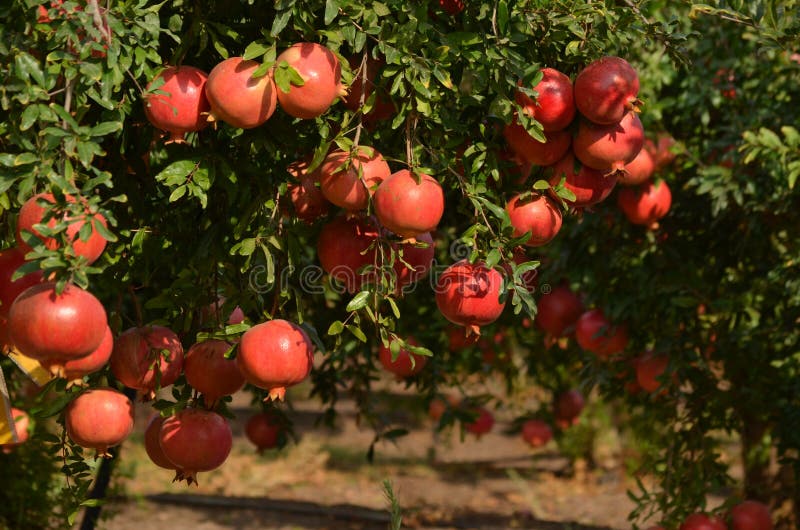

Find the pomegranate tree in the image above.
[
  {"left": 110, "top": 325, "right": 184, "bottom": 400},
  {"left": 574, "top": 309, "right": 629, "bottom": 359},
  {"left": 159, "top": 408, "right": 232, "bottom": 485},
  {"left": 521, "top": 419, "right": 553, "bottom": 448},
  {"left": 373, "top": 169, "right": 445, "bottom": 239},
  {"left": 549, "top": 152, "right": 618, "bottom": 208},
  {"left": 535, "top": 284, "right": 584, "bottom": 337},
  {"left": 64, "top": 388, "right": 135, "bottom": 457},
  {"left": 573, "top": 111, "right": 645, "bottom": 174},
  {"left": 318, "top": 147, "right": 391, "bottom": 210},
  {"left": 0, "top": 247, "right": 44, "bottom": 317},
  {"left": 617, "top": 179, "right": 673, "bottom": 227},
  {"left": 435, "top": 260, "right": 506, "bottom": 335},
  {"left": 574, "top": 56, "right": 641, "bottom": 124},
  {"left": 378, "top": 337, "right": 428, "bottom": 378},
  {"left": 183, "top": 339, "right": 245, "bottom": 406},
  {"left": 506, "top": 194, "right": 563, "bottom": 247},
  {"left": 144, "top": 65, "right": 210, "bottom": 142},
  {"left": 515, "top": 68, "right": 575, "bottom": 131},
  {"left": 275, "top": 42, "right": 345, "bottom": 119},
  {"left": 245, "top": 411, "right": 284, "bottom": 453},
  {"left": 317, "top": 215, "right": 379, "bottom": 292},
  {"left": 205, "top": 57, "right": 277, "bottom": 129}
]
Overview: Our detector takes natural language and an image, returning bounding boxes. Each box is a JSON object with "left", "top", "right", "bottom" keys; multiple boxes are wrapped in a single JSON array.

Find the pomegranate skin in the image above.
[
  {"left": 245, "top": 412, "right": 283, "bottom": 453},
  {"left": 378, "top": 337, "right": 428, "bottom": 378},
  {"left": 575, "top": 309, "right": 629, "bottom": 359},
  {"left": 48, "top": 325, "right": 113, "bottom": 384},
  {"left": 144, "top": 65, "right": 210, "bottom": 142},
  {"left": 618, "top": 180, "right": 672, "bottom": 226},
  {"left": 205, "top": 57, "right": 278, "bottom": 129},
  {"left": 236, "top": 319, "right": 314, "bottom": 401},
  {"left": 8, "top": 282, "right": 107, "bottom": 366},
  {"left": 110, "top": 326, "right": 184, "bottom": 399},
  {"left": 0, "top": 247, "right": 44, "bottom": 317},
  {"left": 680, "top": 513, "right": 728, "bottom": 530},
  {"left": 636, "top": 352, "right": 670, "bottom": 393},
  {"left": 555, "top": 389, "right": 585, "bottom": 426},
  {"left": 506, "top": 194, "right": 563, "bottom": 247},
  {"left": 317, "top": 215, "right": 379, "bottom": 293},
  {"left": 159, "top": 409, "right": 233, "bottom": 485},
  {"left": 144, "top": 414, "right": 177, "bottom": 470},
  {"left": 620, "top": 145, "right": 655, "bottom": 186},
  {"left": 65, "top": 388, "right": 135, "bottom": 457},
  {"left": 730, "top": 501, "right": 773, "bottom": 530},
  {"left": 535, "top": 284, "right": 584, "bottom": 337},
  {"left": 464, "top": 407, "right": 494, "bottom": 437},
  {"left": 184, "top": 339, "right": 245, "bottom": 406},
  {"left": 574, "top": 56, "right": 640, "bottom": 125},
  {"left": 503, "top": 122, "right": 572, "bottom": 167},
  {"left": 276, "top": 42, "right": 345, "bottom": 119},
  {"left": 516, "top": 68, "right": 575, "bottom": 132},
  {"left": 521, "top": 419, "right": 553, "bottom": 448},
  {"left": 392, "top": 231, "right": 435, "bottom": 289},
  {"left": 435, "top": 260, "right": 506, "bottom": 335},
  {"left": 319, "top": 147, "right": 391, "bottom": 210},
  {"left": 549, "top": 152, "right": 618, "bottom": 208},
  {"left": 373, "top": 170, "right": 445, "bottom": 239},
  {"left": 573, "top": 112, "right": 645, "bottom": 173}
]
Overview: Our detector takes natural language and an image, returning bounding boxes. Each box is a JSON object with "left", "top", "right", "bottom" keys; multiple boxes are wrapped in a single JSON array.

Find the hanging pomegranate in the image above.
[
  {"left": 275, "top": 42, "right": 346, "bottom": 119},
  {"left": 159, "top": 408, "right": 232, "bottom": 485},
  {"left": 205, "top": 57, "right": 278, "bottom": 129},
  {"left": 319, "top": 147, "right": 391, "bottom": 210},
  {"left": 535, "top": 284, "right": 584, "bottom": 337},
  {"left": 620, "top": 145, "right": 655, "bottom": 186},
  {"left": 317, "top": 215, "right": 379, "bottom": 293},
  {"left": 392, "top": 231, "right": 435, "bottom": 289},
  {"left": 435, "top": 260, "right": 506, "bottom": 335},
  {"left": 521, "top": 419, "right": 553, "bottom": 448},
  {"left": 503, "top": 121, "right": 572, "bottom": 167},
  {"left": 0, "top": 247, "right": 44, "bottom": 317},
  {"left": 110, "top": 325, "right": 184, "bottom": 400},
  {"left": 46, "top": 325, "right": 113, "bottom": 384},
  {"left": 549, "top": 152, "right": 618, "bottom": 207},
  {"left": 575, "top": 309, "right": 629, "bottom": 359},
  {"left": 245, "top": 411, "right": 284, "bottom": 453},
  {"left": 373, "top": 169, "right": 445, "bottom": 239},
  {"left": 573, "top": 112, "right": 645, "bottom": 174},
  {"left": 617, "top": 179, "right": 672, "bottom": 227},
  {"left": 378, "top": 337, "right": 428, "bottom": 378},
  {"left": 64, "top": 387, "right": 134, "bottom": 457},
  {"left": 506, "top": 194, "right": 563, "bottom": 247},
  {"left": 144, "top": 414, "right": 178, "bottom": 471},
  {"left": 144, "top": 65, "right": 210, "bottom": 143},
  {"left": 515, "top": 68, "right": 575, "bottom": 131},
  {"left": 574, "top": 56, "right": 641, "bottom": 125},
  {"left": 184, "top": 339, "right": 245, "bottom": 406}
]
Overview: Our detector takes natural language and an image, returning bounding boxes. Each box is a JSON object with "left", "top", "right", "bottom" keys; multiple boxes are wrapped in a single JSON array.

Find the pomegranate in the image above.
[
  {"left": 373, "top": 169, "right": 445, "bottom": 239},
  {"left": 447, "top": 325, "right": 477, "bottom": 351},
  {"left": 429, "top": 395, "right": 459, "bottom": 422},
  {"left": 438, "top": 0, "right": 465, "bottom": 15},
  {"left": 275, "top": 42, "right": 345, "bottom": 119},
  {"left": 636, "top": 352, "right": 670, "bottom": 393},
  {"left": 144, "top": 414, "right": 177, "bottom": 470},
  {"left": 64, "top": 388, "right": 134, "bottom": 457},
  {"left": 555, "top": 389, "right": 585, "bottom": 427},
  {"left": 680, "top": 513, "right": 728, "bottom": 530},
  {"left": 1, "top": 408, "right": 30, "bottom": 450},
  {"left": 435, "top": 260, "right": 506, "bottom": 335},
  {"left": 507, "top": 247, "right": 539, "bottom": 293},
  {"left": 144, "top": 66, "right": 210, "bottom": 142},
  {"left": 535, "top": 284, "right": 584, "bottom": 337},
  {"left": 464, "top": 406, "right": 494, "bottom": 437},
  {"left": 651, "top": 133, "right": 677, "bottom": 169},
  {"left": 16, "top": 193, "right": 108, "bottom": 264},
  {"left": 317, "top": 215, "right": 379, "bottom": 293},
  {"left": 184, "top": 339, "right": 245, "bottom": 406},
  {"left": 730, "top": 501, "right": 773, "bottom": 530},
  {"left": 573, "top": 112, "right": 645, "bottom": 174},
  {"left": 503, "top": 121, "right": 572, "bottom": 167},
  {"left": 574, "top": 56, "right": 640, "bottom": 125},
  {"left": 575, "top": 309, "right": 628, "bottom": 359},
  {"left": 8, "top": 282, "right": 107, "bottom": 368},
  {"left": 286, "top": 158, "right": 329, "bottom": 223},
  {"left": 0, "top": 247, "right": 44, "bottom": 317},
  {"left": 237, "top": 319, "right": 314, "bottom": 401},
  {"left": 521, "top": 419, "right": 553, "bottom": 448},
  {"left": 617, "top": 179, "right": 672, "bottom": 227},
  {"left": 379, "top": 337, "right": 427, "bottom": 378},
  {"left": 515, "top": 68, "right": 575, "bottom": 131},
  {"left": 200, "top": 295, "right": 246, "bottom": 328},
  {"left": 159, "top": 408, "right": 232, "bottom": 485},
  {"left": 245, "top": 411, "right": 283, "bottom": 453},
  {"left": 549, "top": 152, "right": 618, "bottom": 207},
  {"left": 392, "top": 231, "right": 435, "bottom": 289},
  {"left": 47, "top": 325, "right": 113, "bottom": 384},
  {"left": 343, "top": 55, "right": 395, "bottom": 123},
  {"left": 319, "top": 147, "right": 391, "bottom": 210},
  {"left": 506, "top": 194, "right": 563, "bottom": 247},
  {"left": 205, "top": 57, "right": 278, "bottom": 129},
  {"left": 110, "top": 325, "right": 184, "bottom": 400},
  {"left": 620, "top": 144, "right": 655, "bottom": 186}
]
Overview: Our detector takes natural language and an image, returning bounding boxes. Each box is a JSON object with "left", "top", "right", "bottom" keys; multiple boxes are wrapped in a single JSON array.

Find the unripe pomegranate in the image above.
[
  {"left": 373, "top": 170, "right": 445, "bottom": 239},
  {"left": 1, "top": 408, "right": 30, "bottom": 450},
  {"left": 620, "top": 145, "right": 655, "bottom": 186},
  {"left": 536, "top": 284, "right": 584, "bottom": 337},
  {"left": 464, "top": 406, "right": 494, "bottom": 437},
  {"left": 317, "top": 215, "right": 379, "bottom": 293},
  {"left": 144, "top": 66, "right": 210, "bottom": 142},
  {"left": 47, "top": 325, "right": 113, "bottom": 384},
  {"left": 435, "top": 260, "right": 506, "bottom": 335},
  {"left": 379, "top": 337, "right": 427, "bottom": 378},
  {"left": 730, "top": 500, "right": 773, "bottom": 530},
  {"left": 110, "top": 326, "right": 184, "bottom": 400},
  {"left": 515, "top": 68, "right": 575, "bottom": 131},
  {"left": 205, "top": 57, "right": 278, "bottom": 129},
  {"left": 9, "top": 282, "right": 107, "bottom": 369},
  {"left": 184, "top": 339, "right": 245, "bottom": 406},
  {"left": 506, "top": 194, "right": 563, "bottom": 247},
  {"left": 521, "top": 419, "right": 553, "bottom": 448},
  {"left": 575, "top": 309, "right": 629, "bottom": 359},
  {"left": 392, "top": 232, "right": 435, "bottom": 289},
  {"left": 237, "top": 319, "right": 314, "bottom": 401},
  {"left": 65, "top": 388, "right": 134, "bottom": 457},
  {"left": 159, "top": 408, "right": 232, "bottom": 485},
  {"left": 503, "top": 121, "right": 572, "bottom": 167},
  {"left": 549, "top": 152, "right": 618, "bottom": 207},
  {"left": 0, "top": 247, "right": 44, "bottom": 317},
  {"left": 144, "top": 414, "right": 177, "bottom": 470},
  {"left": 636, "top": 352, "right": 670, "bottom": 393},
  {"left": 555, "top": 389, "right": 584, "bottom": 427},
  {"left": 573, "top": 112, "right": 645, "bottom": 174},
  {"left": 574, "top": 56, "right": 640, "bottom": 125},
  {"left": 617, "top": 180, "right": 672, "bottom": 227},
  {"left": 319, "top": 147, "right": 391, "bottom": 210},
  {"left": 680, "top": 513, "right": 728, "bottom": 530},
  {"left": 245, "top": 411, "right": 283, "bottom": 453},
  {"left": 275, "top": 42, "right": 345, "bottom": 119}
]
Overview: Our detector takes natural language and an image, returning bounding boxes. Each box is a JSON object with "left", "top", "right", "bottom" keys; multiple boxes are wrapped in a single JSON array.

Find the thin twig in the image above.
[{"left": 86, "top": 0, "right": 111, "bottom": 43}]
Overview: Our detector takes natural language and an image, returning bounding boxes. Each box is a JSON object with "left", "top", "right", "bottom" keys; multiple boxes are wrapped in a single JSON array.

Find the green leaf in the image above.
[
  {"left": 346, "top": 290, "right": 370, "bottom": 312},
  {"left": 372, "top": 1, "right": 390, "bottom": 16},
  {"left": 327, "top": 320, "right": 345, "bottom": 335},
  {"left": 324, "top": 0, "right": 339, "bottom": 25},
  {"left": 271, "top": 10, "right": 292, "bottom": 37},
  {"left": 532, "top": 179, "right": 551, "bottom": 190},
  {"left": 155, "top": 159, "right": 196, "bottom": 185},
  {"left": 89, "top": 121, "right": 123, "bottom": 137},
  {"left": 243, "top": 41, "right": 271, "bottom": 61},
  {"left": 346, "top": 324, "right": 368, "bottom": 342}
]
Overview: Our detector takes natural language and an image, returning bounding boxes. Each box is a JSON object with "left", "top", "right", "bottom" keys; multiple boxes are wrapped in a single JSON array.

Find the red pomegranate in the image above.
[
  {"left": 319, "top": 147, "right": 391, "bottom": 210},
  {"left": 555, "top": 389, "right": 585, "bottom": 426},
  {"left": 378, "top": 337, "right": 428, "bottom": 378},
  {"left": 574, "top": 56, "right": 640, "bottom": 125},
  {"left": 8, "top": 282, "right": 107, "bottom": 368},
  {"left": 144, "top": 65, "right": 210, "bottom": 142},
  {"left": 464, "top": 406, "right": 494, "bottom": 437},
  {"left": 620, "top": 144, "right": 655, "bottom": 186},
  {"left": 447, "top": 325, "right": 478, "bottom": 351},
  {"left": 48, "top": 325, "right": 113, "bottom": 384},
  {"left": 549, "top": 152, "right": 618, "bottom": 207},
  {"left": 516, "top": 68, "right": 575, "bottom": 131},
  {"left": 636, "top": 352, "right": 670, "bottom": 393},
  {"left": 680, "top": 513, "right": 728, "bottom": 530},
  {"left": 16, "top": 193, "right": 108, "bottom": 264},
  {"left": 573, "top": 112, "right": 645, "bottom": 174},
  {"left": 506, "top": 194, "right": 563, "bottom": 247},
  {"left": 245, "top": 411, "right": 284, "bottom": 453},
  {"left": 110, "top": 326, "right": 184, "bottom": 400},
  {"left": 373, "top": 169, "right": 445, "bottom": 239},
  {"left": 392, "top": 232, "right": 435, "bottom": 289},
  {"left": 730, "top": 501, "right": 773, "bottom": 530},
  {"left": 343, "top": 55, "right": 395, "bottom": 123},
  {"left": 429, "top": 395, "right": 459, "bottom": 422},
  {"left": 503, "top": 121, "right": 572, "bottom": 167},
  {"left": 618, "top": 179, "right": 672, "bottom": 227},
  {"left": 144, "top": 414, "right": 176, "bottom": 470},
  {"left": 575, "top": 309, "right": 629, "bottom": 359},
  {"left": 159, "top": 408, "right": 232, "bottom": 485},
  {"left": 521, "top": 419, "right": 553, "bottom": 448},
  {"left": 0, "top": 247, "right": 44, "bottom": 317},
  {"left": 205, "top": 57, "right": 278, "bottom": 129},
  {"left": 435, "top": 260, "right": 506, "bottom": 335},
  {"left": 1, "top": 408, "right": 30, "bottom": 450},
  {"left": 275, "top": 42, "right": 345, "bottom": 119},
  {"left": 237, "top": 319, "right": 314, "bottom": 401},
  {"left": 65, "top": 388, "right": 134, "bottom": 457},
  {"left": 438, "top": 0, "right": 465, "bottom": 15},
  {"left": 317, "top": 215, "right": 379, "bottom": 293},
  {"left": 649, "top": 133, "right": 677, "bottom": 169},
  {"left": 286, "top": 158, "right": 329, "bottom": 223},
  {"left": 184, "top": 339, "right": 245, "bottom": 406},
  {"left": 535, "top": 284, "right": 584, "bottom": 337}
]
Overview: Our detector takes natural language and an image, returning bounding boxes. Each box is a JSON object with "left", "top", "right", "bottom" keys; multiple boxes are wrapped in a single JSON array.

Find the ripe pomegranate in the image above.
[
  {"left": 636, "top": 352, "right": 670, "bottom": 393},
  {"left": 65, "top": 388, "right": 134, "bottom": 457},
  {"left": 379, "top": 337, "right": 427, "bottom": 378},
  {"left": 159, "top": 408, "right": 232, "bottom": 485},
  {"left": 48, "top": 325, "right": 113, "bottom": 384},
  {"left": 464, "top": 406, "right": 494, "bottom": 437},
  {"left": 447, "top": 325, "right": 478, "bottom": 351},
  {"left": 438, "top": 0, "right": 465, "bottom": 15},
  {"left": 503, "top": 121, "right": 572, "bottom": 167},
  {"left": 343, "top": 55, "right": 395, "bottom": 124},
  {"left": 144, "top": 414, "right": 177, "bottom": 470},
  {"left": 535, "top": 284, "right": 584, "bottom": 337},
  {"left": 373, "top": 170, "right": 445, "bottom": 239},
  {"left": 506, "top": 194, "right": 563, "bottom": 247},
  {"left": 237, "top": 319, "right": 314, "bottom": 401},
  {"left": 144, "top": 66, "right": 210, "bottom": 142},
  {"left": 205, "top": 57, "right": 277, "bottom": 129},
  {"left": 245, "top": 411, "right": 283, "bottom": 453},
  {"left": 184, "top": 339, "right": 245, "bottom": 406},
  {"left": 573, "top": 112, "right": 645, "bottom": 174},
  {"left": 555, "top": 389, "right": 585, "bottom": 427},
  {"left": 275, "top": 42, "right": 345, "bottom": 119},
  {"left": 574, "top": 56, "right": 640, "bottom": 124},
  {"left": 16, "top": 193, "right": 108, "bottom": 264},
  {"left": 0, "top": 247, "right": 44, "bottom": 317},
  {"left": 1, "top": 408, "right": 30, "bottom": 450},
  {"left": 730, "top": 501, "right": 773, "bottom": 530},
  {"left": 680, "top": 513, "right": 728, "bottom": 530},
  {"left": 435, "top": 260, "right": 506, "bottom": 335},
  {"left": 650, "top": 133, "right": 677, "bottom": 169},
  {"left": 286, "top": 158, "right": 329, "bottom": 223},
  {"left": 521, "top": 419, "right": 553, "bottom": 448},
  {"left": 618, "top": 179, "right": 672, "bottom": 227},
  {"left": 549, "top": 152, "right": 618, "bottom": 207},
  {"left": 575, "top": 309, "right": 629, "bottom": 359},
  {"left": 200, "top": 295, "right": 246, "bottom": 328},
  {"left": 516, "top": 68, "right": 575, "bottom": 131},
  {"left": 110, "top": 326, "right": 184, "bottom": 400},
  {"left": 8, "top": 282, "right": 107, "bottom": 368},
  {"left": 319, "top": 147, "right": 391, "bottom": 210},
  {"left": 392, "top": 232, "right": 435, "bottom": 289},
  {"left": 620, "top": 144, "right": 655, "bottom": 186},
  {"left": 317, "top": 215, "right": 379, "bottom": 293}
]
